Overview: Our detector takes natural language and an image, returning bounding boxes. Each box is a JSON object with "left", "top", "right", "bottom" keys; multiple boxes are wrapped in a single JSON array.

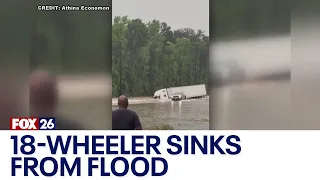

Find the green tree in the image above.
[{"left": 112, "top": 16, "right": 209, "bottom": 97}]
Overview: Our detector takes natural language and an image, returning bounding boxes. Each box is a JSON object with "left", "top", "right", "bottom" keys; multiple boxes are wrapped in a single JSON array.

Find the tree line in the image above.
[
  {"left": 20, "top": 0, "right": 288, "bottom": 98},
  {"left": 112, "top": 16, "right": 209, "bottom": 97}
]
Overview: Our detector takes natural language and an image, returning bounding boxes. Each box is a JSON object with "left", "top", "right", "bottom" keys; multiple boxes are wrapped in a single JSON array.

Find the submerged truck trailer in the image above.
[{"left": 153, "top": 84, "right": 208, "bottom": 101}]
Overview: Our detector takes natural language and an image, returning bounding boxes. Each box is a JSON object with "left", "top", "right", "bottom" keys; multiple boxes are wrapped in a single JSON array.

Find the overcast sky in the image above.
[{"left": 112, "top": 0, "right": 209, "bottom": 35}]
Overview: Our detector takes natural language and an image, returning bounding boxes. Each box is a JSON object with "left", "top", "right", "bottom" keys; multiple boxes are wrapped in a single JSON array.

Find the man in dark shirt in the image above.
[
  {"left": 112, "top": 95, "right": 142, "bottom": 130},
  {"left": 29, "top": 70, "right": 83, "bottom": 130}
]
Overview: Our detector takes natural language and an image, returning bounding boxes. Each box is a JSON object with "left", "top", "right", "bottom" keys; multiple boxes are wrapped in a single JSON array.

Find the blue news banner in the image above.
[
  {"left": 2, "top": 131, "right": 319, "bottom": 179},
  {"left": 5, "top": 131, "right": 240, "bottom": 179}
]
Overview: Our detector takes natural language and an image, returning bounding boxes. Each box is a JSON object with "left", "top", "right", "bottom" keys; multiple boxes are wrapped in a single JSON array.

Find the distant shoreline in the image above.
[
  {"left": 57, "top": 75, "right": 111, "bottom": 99},
  {"left": 56, "top": 75, "right": 211, "bottom": 105},
  {"left": 112, "top": 97, "right": 159, "bottom": 105}
]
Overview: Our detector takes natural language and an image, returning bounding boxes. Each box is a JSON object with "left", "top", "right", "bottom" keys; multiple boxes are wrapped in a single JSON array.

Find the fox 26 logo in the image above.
[{"left": 10, "top": 117, "right": 56, "bottom": 130}]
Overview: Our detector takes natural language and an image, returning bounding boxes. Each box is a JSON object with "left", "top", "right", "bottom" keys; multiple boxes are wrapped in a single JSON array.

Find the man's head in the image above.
[
  {"left": 118, "top": 95, "right": 129, "bottom": 109},
  {"left": 29, "top": 70, "right": 58, "bottom": 116}
]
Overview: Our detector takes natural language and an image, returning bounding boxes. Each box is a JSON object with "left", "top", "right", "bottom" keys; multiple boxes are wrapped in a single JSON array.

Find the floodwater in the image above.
[
  {"left": 210, "top": 35, "right": 292, "bottom": 129},
  {"left": 211, "top": 81, "right": 291, "bottom": 129},
  {"left": 56, "top": 33, "right": 320, "bottom": 130},
  {"left": 112, "top": 99, "right": 209, "bottom": 130},
  {"left": 57, "top": 75, "right": 112, "bottom": 130},
  {"left": 56, "top": 75, "right": 209, "bottom": 130},
  {"left": 210, "top": 34, "right": 320, "bottom": 130}
]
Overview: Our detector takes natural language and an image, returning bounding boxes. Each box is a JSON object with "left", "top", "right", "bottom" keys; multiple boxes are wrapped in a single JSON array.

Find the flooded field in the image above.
[
  {"left": 210, "top": 35, "right": 294, "bottom": 130},
  {"left": 112, "top": 99, "right": 209, "bottom": 130},
  {"left": 56, "top": 34, "right": 320, "bottom": 130},
  {"left": 209, "top": 34, "right": 320, "bottom": 130},
  {"left": 56, "top": 75, "right": 209, "bottom": 130},
  {"left": 211, "top": 81, "right": 291, "bottom": 129},
  {"left": 57, "top": 75, "right": 112, "bottom": 129},
  {"left": 211, "top": 79, "right": 320, "bottom": 130}
]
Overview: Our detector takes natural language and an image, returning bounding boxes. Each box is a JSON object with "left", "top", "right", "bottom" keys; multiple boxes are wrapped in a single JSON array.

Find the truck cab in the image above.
[{"left": 153, "top": 88, "right": 169, "bottom": 101}]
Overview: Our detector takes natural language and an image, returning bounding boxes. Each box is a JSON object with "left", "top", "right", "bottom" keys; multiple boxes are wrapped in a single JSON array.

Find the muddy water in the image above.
[
  {"left": 57, "top": 75, "right": 112, "bottom": 129},
  {"left": 210, "top": 36, "right": 294, "bottom": 130},
  {"left": 112, "top": 99, "right": 209, "bottom": 130},
  {"left": 57, "top": 75, "right": 209, "bottom": 130},
  {"left": 210, "top": 81, "right": 291, "bottom": 129}
]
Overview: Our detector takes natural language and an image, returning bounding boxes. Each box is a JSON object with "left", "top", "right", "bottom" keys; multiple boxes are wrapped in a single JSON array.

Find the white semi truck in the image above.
[{"left": 153, "top": 84, "right": 208, "bottom": 101}]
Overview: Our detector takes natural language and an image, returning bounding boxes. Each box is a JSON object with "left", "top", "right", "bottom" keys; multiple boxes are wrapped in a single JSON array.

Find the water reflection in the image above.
[
  {"left": 210, "top": 36, "right": 292, "bottom": 130},
  {"left": 112, "top": 99, "right": 209, "bottom": 130}
]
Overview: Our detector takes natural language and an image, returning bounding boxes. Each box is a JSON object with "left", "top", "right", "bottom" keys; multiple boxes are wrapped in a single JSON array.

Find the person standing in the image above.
[{"left": 112, "top": 95, "right": 142, "bottom": 130}]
